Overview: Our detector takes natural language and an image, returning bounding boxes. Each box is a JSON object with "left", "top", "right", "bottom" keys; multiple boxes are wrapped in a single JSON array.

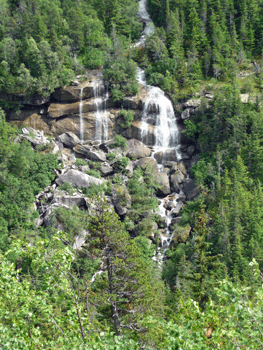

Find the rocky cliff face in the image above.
[{"left": 8, "top": 71, "right": 204, "bottom": 257}]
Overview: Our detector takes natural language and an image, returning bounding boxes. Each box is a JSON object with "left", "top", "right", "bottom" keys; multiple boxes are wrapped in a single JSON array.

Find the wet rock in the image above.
[
  {"left": 56, "top": 169, "right": 103, "bottom": 188},
  {"left": 125, "top": 139, "right": 152, "bottom": 159},
  {"left": 171, "top": 201, "right": 184, "bottom": 216},
  {"left": 126, "top": 120, "right": 155, "bottom": 146},
  {"left": 163, "top": 149, "right": 178, "bottom": 162},
  {"left": 153, "top": 151, "right": 163, "bottom": 164},
  {"left": 57, "top": 132, "right": 80, "bottom": 148},
  {"left": 73, "top": 145, "right": 106, "bottom": 162}
]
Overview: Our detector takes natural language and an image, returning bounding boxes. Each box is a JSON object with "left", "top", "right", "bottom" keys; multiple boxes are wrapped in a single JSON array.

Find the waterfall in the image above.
[
  {"left": 92, "top": 76, "right": 109, "bottom": 144},
  {"left": 135, "top": 0, "right": 154, "bottom": 46},
  {"left": 79, "top": 88, "right": 84, "bottom": 143},
  {"left": 137, "top": 68, "right": 180, "bottom": 156},
  {"left": 136, "top": 0, "right": 182, "bottom": 263}
]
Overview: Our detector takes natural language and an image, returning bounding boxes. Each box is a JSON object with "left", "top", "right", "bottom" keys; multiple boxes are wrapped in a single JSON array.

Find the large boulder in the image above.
[
  {"left": 73, "top": 145, "right": 106, "bottom": 161},
  {"left": 154, "top": 172, "right": 171, "bottom": 196},
  {"left": 111, "top": 184, "right": 131, "bottom": 216},
  {"left": 56, "top": 169, "right": 103, "bottom": 188},
  {"left": 134, "top": 157, "right": 158, "bottom": 173},
  {"left": 57, "top": 132, "right": 80, "bottom": 148},
  {"left": 100, "top": 162, "right": 114, "bottom": 176},
  {"left": 170, "top": 170, "right": 185, "bottom": 192},
  {"left": 125, "top": 139, "right": 152, "bottom": 159}
]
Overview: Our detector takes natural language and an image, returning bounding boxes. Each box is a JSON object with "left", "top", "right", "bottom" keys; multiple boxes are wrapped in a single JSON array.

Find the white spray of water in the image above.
[
  {"left": 92, "top": 76, "right": 109, "bottom": 144},
  {"left": 79, "top": 87, "right": 84, "bottom": 143}
]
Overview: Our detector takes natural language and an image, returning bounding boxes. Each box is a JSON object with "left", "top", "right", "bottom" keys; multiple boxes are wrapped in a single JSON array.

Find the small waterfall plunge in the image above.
[
  {"left": 137, "top": 68, "right": 180, "bottom": 157},
  {"left": 79, "top": 88, "right": 84, "bottom": 143},
  {"left": 92, "top": 76, "right": 109, "bottom": 144}
]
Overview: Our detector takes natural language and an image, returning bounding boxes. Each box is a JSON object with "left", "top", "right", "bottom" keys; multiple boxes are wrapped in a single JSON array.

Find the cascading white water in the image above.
[
  {"left": 92, "top": 76, "right": 109, "bottom": 144},
  {"left": 135, "top": 0, "right": 154, "bottom": 46},
  {"left": 137, "top": 68, "right": 180, "bottom": 156},
  {"left": 79, "top": 88, "right": 84, "bottom": 143},
  {"left": 136, "top": 0, "right": 182, "bottom": 263}
]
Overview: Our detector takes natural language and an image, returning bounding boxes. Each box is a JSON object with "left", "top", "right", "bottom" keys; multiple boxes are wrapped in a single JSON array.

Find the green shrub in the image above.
[
  {"left": 112, "top": 174, "right": 123, "bottom": 184},
  {"left": 87, "top": 169, "right": 101, "bottom": 178},
  {"left": 110, "top": 135, "right": 127, "bottom": 150},
  {"left": 83, "top": 183, "right": 105, "bottom": 197},
  {"left": 120, "top": 109, "right": 134, "bottom": 128},
  {"left": 75, "top": 158, "right": 87, "bottom": 166},
  {"left": 114, "top": 157, "right": 129, "bottom": 172},
  {"left": 107, "top": 152, "right": 116, "bottom": 161},
  {"left": 88, "top": 160, "right": 101, "bottom": 170},
  {"left": 60, "top": 182, "right": 75, "bottom": 195}
]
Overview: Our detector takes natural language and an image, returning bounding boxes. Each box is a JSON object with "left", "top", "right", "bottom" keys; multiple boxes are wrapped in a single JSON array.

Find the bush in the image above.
[
  {"left": 110, "top": 135, "right": 127, "bottom": 150},
  {"left": 120, "top": 109, "right": 134, "bottom": 128},
  {"left": 75, "top": 158, "right": 87, "bottom": 166},
  {"left": 87, "top": 169, "right": 101, "bottom": 178},
  {"left": 114, "top": 157, "right": 129, "bottom": 172},
  {"left": 107, "top": 152, "right": 116, "bottom": 161},
  {"left": 60, "top": 182, "right": 75, "bottom": 195},
  {"left": 83, "top": 183, "right": 106, "bottom": 197}
]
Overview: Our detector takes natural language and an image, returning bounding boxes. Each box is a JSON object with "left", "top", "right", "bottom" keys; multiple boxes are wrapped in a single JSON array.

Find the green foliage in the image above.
[
  {"left": 83, "top": 183, "right": 108, "bottom": 197},
  {"left": 75, "top": 158, "right": 87, "bottom": 166},
  {"left": 106, "top": 152, "right": 116, "bottom": 161},
  {"left": 59, "top": 182, "right": 75, "bottom": 195},
  {"left": 119, "top": 109, "right": 134, "bottom": 128},
  {"left": 87, "top": 169, "right": 101, "bottom": 178},
  {"left": 113, "top": 156, "right": 129, "bottom": 173},
  {"left": 110, "top": 135, "right": 127, "bottom": 150},
  {"left": 0, "top": 111, "right": 58, "bottom": 245}
]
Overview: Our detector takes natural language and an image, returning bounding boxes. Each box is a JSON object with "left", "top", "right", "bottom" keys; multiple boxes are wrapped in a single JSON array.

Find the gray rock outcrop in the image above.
[{"left": 56, "top": 169, "right": 103, "bottom": 188}]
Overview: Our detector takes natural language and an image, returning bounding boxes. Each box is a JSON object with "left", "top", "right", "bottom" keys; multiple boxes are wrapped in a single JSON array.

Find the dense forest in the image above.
[{"left": 1, "top": 0, "right": 263, "bottom": 348}]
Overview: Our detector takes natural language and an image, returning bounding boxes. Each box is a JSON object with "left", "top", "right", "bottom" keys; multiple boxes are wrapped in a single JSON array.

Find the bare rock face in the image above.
[
  {"left": 56, "top": 169, "right": 103, "bottom": 188},
  {"left": 50, "top": 111, "right": 116, "bottom": 142},
  {"left": 57, "top": 132, "right": 80, "bottom": 148},
  {"left": 48, "top": 99, "right": 115, "bottom": 119},
  {"left": 125, "top": 139, "right": 152, "bottom": 159},
  {"left": 134, "top": 157, "right": 158, "bottom": 173},
  {"left": 73, "top": 145, "right": 106, "bottom": 162},
  {"left": 154, "top": 172, "right": 171, "bottom": 196},
  {"left": 52, "top": 84, "right": 93, "bottom": 102}
]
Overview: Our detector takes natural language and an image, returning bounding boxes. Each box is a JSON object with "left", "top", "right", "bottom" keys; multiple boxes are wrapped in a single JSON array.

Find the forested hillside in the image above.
[{"left": 1, "top": 0, "right": 263, "bottom": 348}]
